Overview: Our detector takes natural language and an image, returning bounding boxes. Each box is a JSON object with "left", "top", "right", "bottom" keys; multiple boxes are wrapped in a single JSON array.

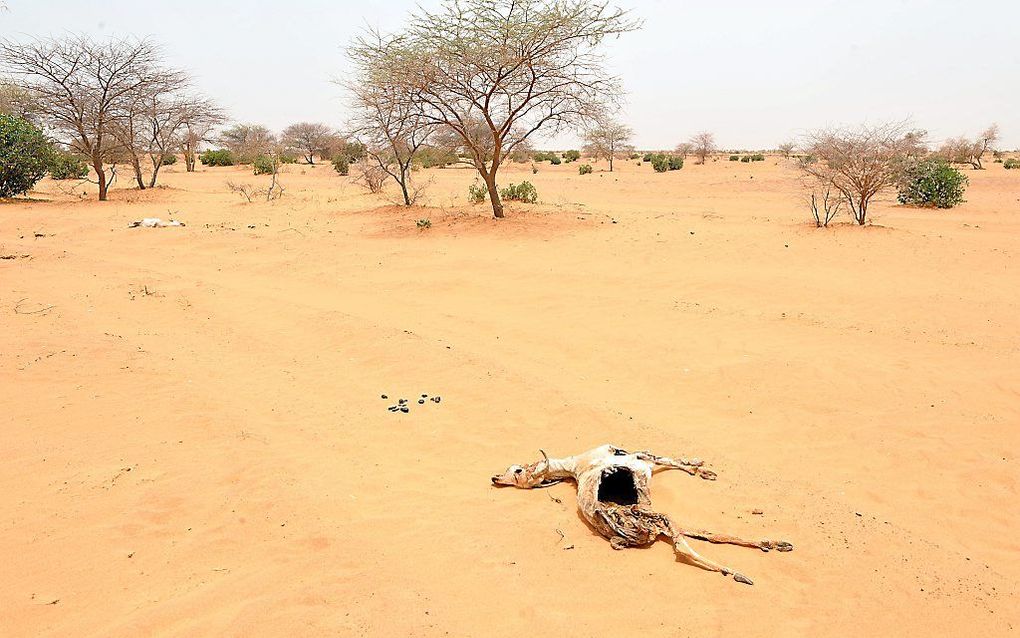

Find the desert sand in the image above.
[{"left": 1, "top": 157, "right": 1018, "bottom": 636}]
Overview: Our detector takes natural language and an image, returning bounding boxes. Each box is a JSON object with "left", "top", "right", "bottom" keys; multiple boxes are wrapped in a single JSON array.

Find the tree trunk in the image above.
[
  {"left": 398, "top": 168, "right": 411, "bottom": 206},
  {"left": 185, "top": 151, "right": 196, "bottom": 172},
  {"left": 132, "top": 157, "right": 145, "bottom": 190},
  {"left": 148, "top": 161, "right": 162, "bottom": 189},
  {"left": 609, "top": 154, "right": 614, "bottom": 172},
  {"left": 483, "top": 171, "right": 504, "bottom": 218},
  {"left": 95, "top": 163, "right": 108, "bottom": 201}
]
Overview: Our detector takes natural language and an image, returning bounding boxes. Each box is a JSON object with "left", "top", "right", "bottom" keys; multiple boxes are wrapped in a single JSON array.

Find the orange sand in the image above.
[{"left": 1, "top": 157, "right": 1018, "bottom": 636}]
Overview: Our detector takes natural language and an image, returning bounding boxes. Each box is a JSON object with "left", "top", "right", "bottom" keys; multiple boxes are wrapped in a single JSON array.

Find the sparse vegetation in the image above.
[
  {"left": 897, "top": 157, "right": 968, "bottom": 208},
  {"left": 688, "top": 131, "right": 716, "bottom": 164},
  {"left": 1003, "top": 158, "right": 1020, "bottom": 169},
  {"left": 252, "top": 155, "right": 276, "bottom": 175},
  {"left": 729, "top": 155, "right": 739, "bottom": 161},
  {"left": 468, "top": 181, "right": 488, "bottom": 204},
  {"left": 416, "top": 218, "right": 432, "bottom": 229},
  {"left": 0, "top": 113, "right": 51, "bottom": 197},
  {"left": 48, "top": 148, "right": 89, "bottom": 180},
  {"left": 579, "top": 163, "right": 593, "bottom": 175},
  {"left": 563, "top": 150, "right": 581, "bottom": 163},
  {"left": 332, "top": 154, "right": 350, "bottom": 176},
  {"left": 499, "top": 181, "right": 538, "bottom": 203},
  {"left": 200, "top": 149, "right": 235, "bottom": 166}
]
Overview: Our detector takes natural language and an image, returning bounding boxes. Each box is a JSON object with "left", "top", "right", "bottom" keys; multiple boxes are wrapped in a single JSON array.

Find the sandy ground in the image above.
[{"left": 1, "top": 156, "right": 1018, "bottom": 637}]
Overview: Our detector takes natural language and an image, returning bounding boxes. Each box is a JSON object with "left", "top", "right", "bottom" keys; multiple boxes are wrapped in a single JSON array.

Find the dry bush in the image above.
[
  {"left": 800, "top": 122, "right": 923, "bottom": 225},
  {"left": 354, "top": 163, "right": 389, "bottom": 194},
  {"left": 688, "top": 132, "right": 716, "bottom": 164}
]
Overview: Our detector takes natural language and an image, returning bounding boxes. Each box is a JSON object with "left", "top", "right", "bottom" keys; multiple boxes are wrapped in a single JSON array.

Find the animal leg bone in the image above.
[
  {"left": 671, "top": 533, "right": 753, "bottom": 585},
  {"left": 679, "top": 528, "right": 794, "bottom": 553},
  {"left": 635, "top": 451, "right": 718, "bottom": 480}
]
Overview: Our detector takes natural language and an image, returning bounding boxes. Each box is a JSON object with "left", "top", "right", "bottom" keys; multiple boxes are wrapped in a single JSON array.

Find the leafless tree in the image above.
[
  {"left": 1, "top": 36, "right": 171, "bottom": 200},
  {"left": 673, "top": 142, "right": 693, "bottom": 160},
  {"left": 354, "top": 163, "right": 389, "bottom": 194},
  {"left": 939, "top": 124, "right": 999, "bottom": 169},
  {"left": 688, "top": 131, "right": 716, "bottom": 164},
  {"left": 777, "top": 142, "right": 795, "bottom": 158},
  {"left": 180, "top": 101, "right": 226, "bottom": 172},
  {"left": 582, "top": 116, "right": 633, "bottom": 172},
  {"left": 800, "top": 122, "right": 921, "bottom": 225},
  {"left": 143, "top": 95, "right": 222, "bottom": 187},
  {"left": 0, "top": 82, "right": 38, "bottom": 120},
  {"left": 349, "top": 0, "right": 640, "bottom": 218},
  {"left": 281, "top": 122, "right": 337, "bottom": 164},
  {"left": 807, "top": 186, "right": 843, "bottom": 227},
  {"left": 114, "top": 67, "right": 187, "bottom": 190},
  {"left": 220, "top": 123, "right": 276, "bottom": 163},
  {"left": 343, "top": 45, "right": 436, "bottom": 205}
]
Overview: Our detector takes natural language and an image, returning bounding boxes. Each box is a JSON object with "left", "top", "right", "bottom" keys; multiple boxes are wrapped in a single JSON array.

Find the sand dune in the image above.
[{"left": 1, "top": 158, "right": 1017, "bottom": 636}]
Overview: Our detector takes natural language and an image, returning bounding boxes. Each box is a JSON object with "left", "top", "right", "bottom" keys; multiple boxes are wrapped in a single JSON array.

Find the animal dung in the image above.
[{"left": 381, "top": 392, "right": 442, "bottom": 414}]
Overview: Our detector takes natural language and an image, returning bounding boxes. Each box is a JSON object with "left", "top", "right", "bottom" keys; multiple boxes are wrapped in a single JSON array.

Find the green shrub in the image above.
[
  {"left": 468, "top": 181, "right": 488, "bottom": 203},
  {"left": 416, "top": 146, "right": 458, "bottom": 168},
  {"left": 897, "top": 157, "right": 968, "bottom": 208},
  {"left": 332, "top": 154, "right": 350, "bottom": 176},
  {"left": 740, "top": 156, "right": 751, "bottom": 163},
  {"left": 668, "top": 155, "right": 683, "bottom": 170},
  {"left": 642, "top": 153, "right": 653, "bottom": 162},
  {"left": 0, "top": 114, "right": 52, "bottom": 197},
  {"left": 252, "top": 155, "right": 276, "bottom": 175},
  {"left": 161, "top": 153, "right": 178, "bottom": 165},
  {"left": 48, "top": 149, "right": 89, "bottom": 180},
  {"left": 578, "top": 164, "right": 593, "bottom": 175},
  {"left": 416, "top": 218, "right": 431, "bottom": 229},
  {"left": 750, "top": 153, "right": 765, "bottom": 162},
  {"left": 629, "top": 152, "right": 640, "bottom": 160},
  {"left": 729, "top": 155, "right": 740, "bottom": 161},
  {"left": 1004, "top": 158, "right": 1020, "bottom": 170},
  {"left": 500, "top": 181, "right": 538, "bottom": 203},
  {"left": 549, "top": 154, "right": 561, "bottom": 165},
  {"left": 651, "top": 155, "right": 669, "bottom": 172},
  {"left": 278, "top": 153, "right": 298, "bottom": 165},
  {"left": 199, "top": 149, "right": 235, "bottom": 166},
  {"left": 563, "top": 150, "right": 580, "bottom": 163}
]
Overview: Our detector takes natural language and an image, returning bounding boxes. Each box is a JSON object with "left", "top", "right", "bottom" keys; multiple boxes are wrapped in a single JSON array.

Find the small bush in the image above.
[
  {"left": 668, "top": 155, "right": 683, "bottom": 170},
  {"left": 252, "top": 155, "right": 276, "bottom": 175},
  {"left": 1004, "top": 158, "right": 1020, "bottom": 170},
  {"left": 199, "top": 149, "right": 235, "bottom": 166},
  {"left": 48, "top": 149, "right": 89, "bottom": 180},
  {"left": 629, "top": 152, "right": 640, "bottom": 160},
  {"left": 563, "top": 150, "right": 580, "bottom": 162},
  {"left": 500, "top": 181, "right": 538, "bottom": 203},
  {"left": 578, "top": 164, "right": 593, "bottom": 175},
  {"left": 729, "top": 155, "right": 740, "bottom": 161},
  {"left": 549, "top": 155, "right": 561, "bottom": 165},
  {"left": 332, "top": 154, "right": 350, "bottom": 176},
  {"left": 750, "top": 153, "right": 765, "bottom": 162},
  {"left": 740, "top": 156, "right": 751, "bottom": 163},
  {"left": 897, "top": 157, "right": 968, "bottom": 209},
  {"left": 278, "top": 153, "right": 298, "bottom": 165},
  {"left": 642, "top": 153, "right": 653, "bottom": 162},
  {"left": 161, "top": 153, "right": 178, "bottom": 165},
  {"left": 651, "top": 155, "right": 669, "bottom": 172},
  {"left": 416, "top": 218, "right": 431, "bottom": 229},
  {"left": 468, "top": 181, "right": 488, "bottom": 204},
  {"left": 0, "top": 114, "right": 52, "bottom": 197}
]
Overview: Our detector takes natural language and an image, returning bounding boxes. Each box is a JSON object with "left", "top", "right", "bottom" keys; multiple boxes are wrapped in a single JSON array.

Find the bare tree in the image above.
[
  {"left": 688, "top": 131, "right": 716, "bottom": 164},
  {"left": 801, "top": 122, "right": 921, "bottom": 225},
  {"left": 114, "top": 67, "right": 187, "bottom": 190},
  {"left": 673, "top": 142, "right": 693, "bottom": 160},
  {"left": 144, "top": 95, "right": 222, "bottom": 187},
  {"left": 281, "top": 122, "right": 336, "bottom": 164},
  {"left": 582, "top": 116, "right": 633, "bottom": 172},
  {"left": 343, "top": 47, "right": 436, "bottom": 205},
  {"left": 180, "top": 101, "right": 226, "bottom": 172},
  {"left": 350, "top": 0, "right": 640, "bottom": 218},
  {"left": 0, "top": 82, "right": 38, "bottom": 120},
  {"left": 220, "top": 123, "right": 276, "bottom": 163},
  {"left": 939, "top": 124, "right": 999, "bottom": 169},
  {"left": 807, "top": 186, "right": 843, "bottom": 227},
  {"left": 1, "top": 36, "right": 170, "bottom": 200},
  {"left": 777, "top": 142, "right": 795, "bottom": 158}
]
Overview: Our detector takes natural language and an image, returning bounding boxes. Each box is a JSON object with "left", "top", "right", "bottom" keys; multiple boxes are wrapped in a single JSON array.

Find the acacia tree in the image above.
[
  {"left": 689, "top": 131, "right": 716, "bottom": 164},
  {"left": 145, "top": 95, "right": 222, "bottom": 186},
  {"left": 939, "top": 124, "right": 999, "bottom": 169},
  {"left": 220, "top": 123, "right": 276, "bottom": 163},
  {"left": 181, "top": 104, "right": 226, "bottom": 172},
  {"left": 801, "top": 122, "right": 922, "bottom": 225},
  {"left": 351, "top": 0, "right": 640, "bottom": 218},
  {"left": 673, "top": 142, "right": 693, "bottom": 160},
  {"left": 281, "top": 122, "right": 336, "bottom": 164},
  {"left": 1, "top": 36, "right": 169, "bottom": 200},
  {"left": 582, "top": 116, "right": 633, "bottom": 172},
  {"left": 777, "top": 142, "right": 795, "bottom": 158}
]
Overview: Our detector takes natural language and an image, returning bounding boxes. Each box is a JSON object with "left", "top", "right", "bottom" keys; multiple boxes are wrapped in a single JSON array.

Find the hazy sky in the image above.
[{"left": 2, "top": 0, "right": 1017, "bottom": 149}]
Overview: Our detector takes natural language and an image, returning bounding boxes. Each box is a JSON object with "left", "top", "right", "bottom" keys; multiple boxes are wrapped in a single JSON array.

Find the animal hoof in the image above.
[
  {"left": 418, "top": 399, "right": 425, "bottom": 404},
  {"left": 699, "top": 469, "right": 717, "bottom": 481},
  {"left": 733, "top": 573, "right": 754, "bottom": 585}
]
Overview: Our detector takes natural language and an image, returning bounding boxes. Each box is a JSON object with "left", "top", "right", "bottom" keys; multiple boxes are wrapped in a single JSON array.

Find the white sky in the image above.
[{"left": 2, "top": 0, "right": 1017, "bottom": 149}]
